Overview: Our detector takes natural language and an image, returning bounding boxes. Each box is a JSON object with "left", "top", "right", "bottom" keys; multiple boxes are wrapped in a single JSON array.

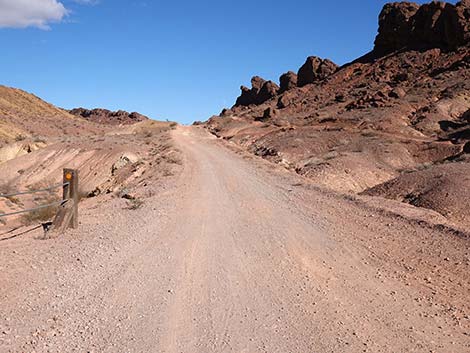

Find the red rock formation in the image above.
[
  {"left": 374, "top": 0, "right": 470, "bottom": 55},
  {"left": 297, "top": 56, "right": 338, "bottom": 87},
  {"left": 235, "top": 76, "right": 266, "bottom": 106},
  {"left": 257, "top": 81, "right": 280, "bottom": 104},
  {"left": 235, "top": 77, "right": 279, "bottom": 106},
  {"left": 279, "top": 71, "right": 298, "bottom": 93}
]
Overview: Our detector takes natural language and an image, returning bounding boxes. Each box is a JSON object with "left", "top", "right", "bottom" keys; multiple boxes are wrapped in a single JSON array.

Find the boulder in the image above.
[
  {"left": 261, "top": 107, "right": 278, "bottom": 120},
  {"left": 277, "top": 91, "right": 296, "bottom": 109},
  {"left": 220, "top": 108, "right": 234, "bottom": 117},
  {"left": 462, "top": 109, "right": 470, "bottom": 121},
  {"left": 279, "top": 71, "right": 298, "bottom": 92},
  {"left": 463, "top": 141, "right": 470, "bottom": 153},
  {"left": 389, "top": 87, "right": 407, "bottom": 98},
  {"left": 297, "top": 56, "right": 338, "bottom": 87}
]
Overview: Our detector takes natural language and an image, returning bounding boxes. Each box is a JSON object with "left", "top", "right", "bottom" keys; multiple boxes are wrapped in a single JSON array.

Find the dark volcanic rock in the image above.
[
  {"left": 257, "top": 81, "right": 280, "bottom": 104},
  {"left": 220, "top": 108, "right": 234, "bottom": 117},
  {"left": 374, "top": 0, "right": 470, "bottom": 55},
  {"left": 69, "top": 108, "right": 148, "bottom": 125},
  {"left": 251, "top": 76, "right": 266, "bottom": 91},
  {"left": 374, "top": 2, "right": 420, "bottom": 55},
  {"left": 297, "top": 56, "right": 338, "bottom": 87},
  {"left": 463, "top": 141, "right": 470, "bottom": 153},
  {"left": 235, "top": 76, "right": 279, "bottom": 106},
  {"left": 235, "top": 76, "right": 266, "bottom": 106},
  {"left": 279, "top": 71, "right": 298, "bottom": 92},
  {"left": 235, "top": 86, "right": 255, "bottom": 107},
  {"left": 257, "top": 107, "right": 277, "bottom": 121},
  {"left": 389, "top": 87, "right": 406, "bottom": 98}
]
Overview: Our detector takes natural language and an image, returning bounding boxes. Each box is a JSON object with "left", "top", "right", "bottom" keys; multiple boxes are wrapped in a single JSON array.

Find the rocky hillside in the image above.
[
  {"left": 0, "top": 85, "right": 108, "bottom": 148},
  {"left": 204, "top": 0, "right": 470, "bottom": 229},
  {"left": 68, "top": 108, "right": 149, "bottom": 125}
]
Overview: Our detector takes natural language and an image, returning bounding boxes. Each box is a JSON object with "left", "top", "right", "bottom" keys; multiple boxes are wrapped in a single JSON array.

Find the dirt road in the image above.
[{"left": 1, "top": 126, "right": 469, "bottom": 352}]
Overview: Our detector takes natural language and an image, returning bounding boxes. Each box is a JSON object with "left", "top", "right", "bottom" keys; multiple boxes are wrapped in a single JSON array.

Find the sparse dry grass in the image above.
[
  {"left": 0, "top": 209, "right": 6, "bottom": 225},
  {"left": 125, "top": 198, "right": 144, "bottom": 210},
  {"left": 21, "top": 203, "right": 58, "bottom": 225},
  {"left": 5, "top": 196, "right": 22, "bottom": 206},
  {"left": 14, "top": 134, "right": 26, "bottom": 142},
  {"left": 33, "top": 136, "right": 47, "bottom": 143}
]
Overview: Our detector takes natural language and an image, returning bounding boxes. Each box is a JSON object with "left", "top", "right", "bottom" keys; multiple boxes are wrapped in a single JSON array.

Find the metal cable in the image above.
[
  {"left": 0, "top": 226, "right": 22, "bottom": 236},
  {"left": 0, "top": 224, "right": 42, "bottom": 242},
  {"left": 0, "top": 182, "right": 69, "bottom": 199},
  {"left": 0, "top": 200, "right": 65, "bottom": 218}
]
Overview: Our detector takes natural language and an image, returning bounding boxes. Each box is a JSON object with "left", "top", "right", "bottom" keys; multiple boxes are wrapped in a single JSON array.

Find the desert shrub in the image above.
[
  {"left": 323, "top": 151, "right": 339, "bottom": 160},
  {"left": 163, "top": 152, "right": 183, "bottom": 165},
  {"left": 14, "top": 134, "right": 26, "bottom": 142},
  {"left": 78, "top": 189, "right": 89, "bottom": 202},
  {"left": 361, "top": 131, "right": 376, "bottom": 138},
  {"left": 125, "top": 198, "right": 144, "bottom": 210},
  {"left": 33, "top": 136, "right": 47, "bottom": 143},
  {"left": 21, "top": 204, "right": 58, "bottom": 225},
  {"left": 5, "top": 196, "right": 22, "bottom": 206}
]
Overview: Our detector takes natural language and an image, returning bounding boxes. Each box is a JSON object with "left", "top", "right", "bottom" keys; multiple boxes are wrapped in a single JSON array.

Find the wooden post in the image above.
[
  {"left": 63, "top": 169, "right": 79, "bottom": 229},
  {"left": 48, "top": 200, "right": 75, "bottom": 238}
]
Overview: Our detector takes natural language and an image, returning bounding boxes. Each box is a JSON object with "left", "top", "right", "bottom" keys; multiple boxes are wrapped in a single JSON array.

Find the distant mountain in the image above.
[
  {"left": 68, "top": 108, "right": 149, "bottom": 126},
  {"left": 0, "top": 85, "right": 151, "bottom": 149}
]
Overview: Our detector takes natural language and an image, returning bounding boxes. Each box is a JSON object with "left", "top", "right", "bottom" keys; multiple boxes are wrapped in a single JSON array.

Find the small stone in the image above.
[{"left": 389, "top": 87, "right": 406, "bottom": 99}]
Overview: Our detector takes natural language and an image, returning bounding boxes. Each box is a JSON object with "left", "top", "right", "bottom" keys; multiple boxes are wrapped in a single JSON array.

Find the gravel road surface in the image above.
[{"left": 1, "top": 126, "right": 468, "bottom": 352}]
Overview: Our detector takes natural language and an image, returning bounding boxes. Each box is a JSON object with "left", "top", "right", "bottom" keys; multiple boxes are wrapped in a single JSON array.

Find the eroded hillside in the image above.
[{"left": 0, "top": 87, "right": 180, "bottom": 230}]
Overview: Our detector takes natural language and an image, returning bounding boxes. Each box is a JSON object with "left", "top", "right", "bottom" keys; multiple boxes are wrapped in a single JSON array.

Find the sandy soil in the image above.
[{"left": 0, "top": 126, "right": 469, "bottom": 353}]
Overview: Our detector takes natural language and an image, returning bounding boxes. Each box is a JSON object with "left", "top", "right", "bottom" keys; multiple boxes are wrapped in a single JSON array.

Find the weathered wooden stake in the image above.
[
  {"left": 63, "top": 168, "right": 79, "bottom": 229},
  {"left": 49, "top": 200, "right": 75, "bottom": 238}
]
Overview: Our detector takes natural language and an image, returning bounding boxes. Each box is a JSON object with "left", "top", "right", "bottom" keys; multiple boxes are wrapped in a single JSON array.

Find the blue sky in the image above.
[{"left": 0, "top": 0, "right": 435, "bottom": 124}]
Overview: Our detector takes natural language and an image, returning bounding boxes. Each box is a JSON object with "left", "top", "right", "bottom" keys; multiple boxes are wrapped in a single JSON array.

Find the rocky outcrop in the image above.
[
  {"left": 235, "top": 76, "right": 266, "bottom": 106},
  {"left": 297, "top": 56, "right": 338, "bottom": 87},
  {"left": 69, "top": 108, "right": 149, "bottom": 125},
  {"left": 235, "top": 77, "right": 279, "bottom": 106},
  {"left": 231, "top": 2, "right": 469, "bottom": 109},
  {"left": 374, "top": 0, "right": 470, "bottom": 55},
  {"left": 234, "top": 58, "right": 337, "bottom": 107},
  {"left": 279, "top": 71, "right": 298, "bottom": 92},
  {"left": 257, "top": 81, "right": 280, "bottom": 103}
]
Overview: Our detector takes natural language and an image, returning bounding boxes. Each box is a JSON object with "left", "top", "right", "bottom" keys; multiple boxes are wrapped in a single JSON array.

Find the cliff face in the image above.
[
  {"left": 374, "top": 0, "right": 470, "bottom": 55},
  {"left": 203, "top": 1, "right": 470, "bottom": 229}
]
